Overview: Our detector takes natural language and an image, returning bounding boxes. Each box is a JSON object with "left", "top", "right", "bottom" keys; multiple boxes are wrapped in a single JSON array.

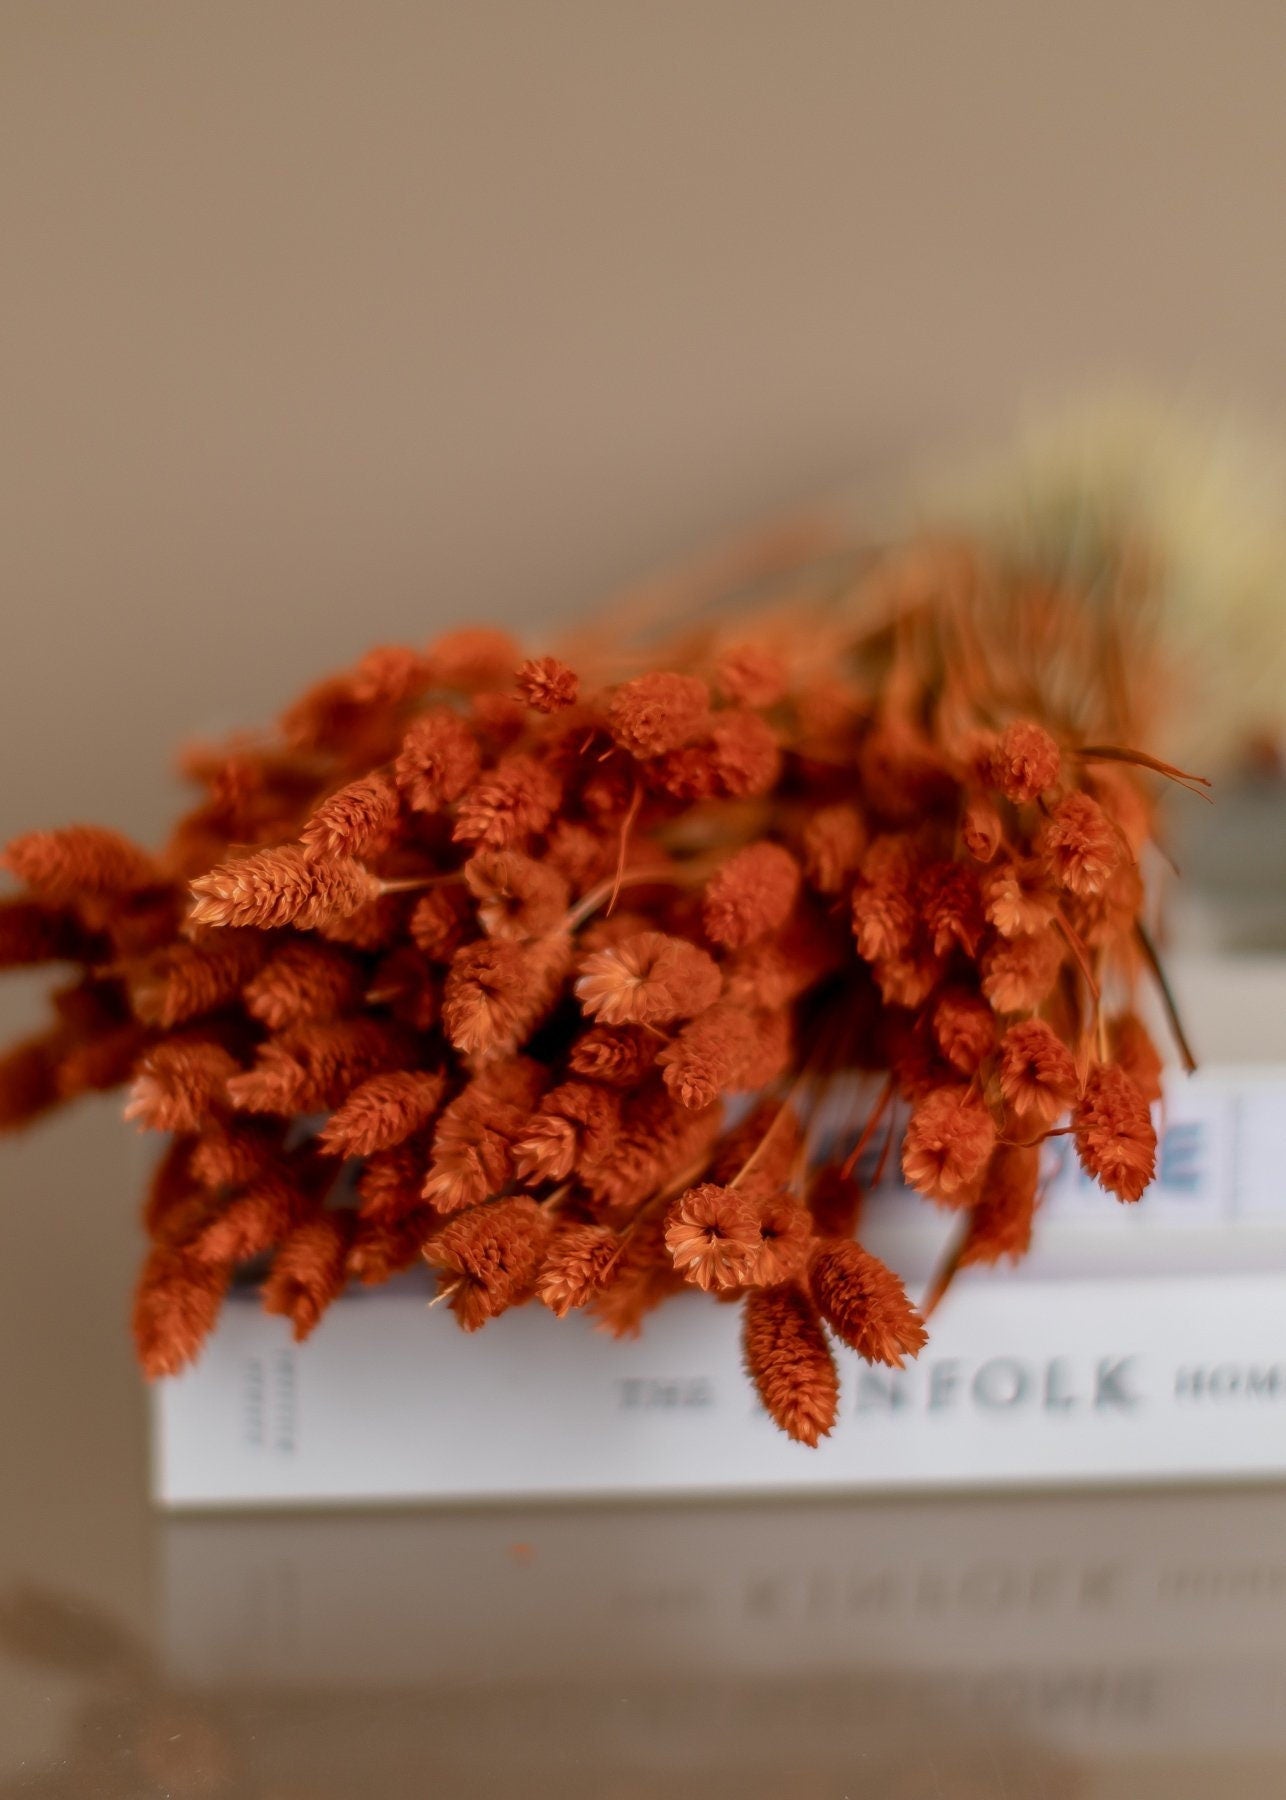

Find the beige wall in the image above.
[{"left": 4, "top": 2, "right": 1286, "bottom": 849}]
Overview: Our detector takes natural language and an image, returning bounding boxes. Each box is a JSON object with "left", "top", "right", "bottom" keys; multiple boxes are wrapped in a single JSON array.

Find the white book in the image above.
[
  {"left": 155, "top": 954, "right": 1286, "bottom": 1507},
  {"left": 155, "top": 1059, "right": 1286, "bottom": 1508}
]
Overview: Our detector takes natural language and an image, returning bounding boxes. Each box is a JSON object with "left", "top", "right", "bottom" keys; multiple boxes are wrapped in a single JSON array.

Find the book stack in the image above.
[{"left": 155, "top": 954, "right": 1286, "bottom": 1506}]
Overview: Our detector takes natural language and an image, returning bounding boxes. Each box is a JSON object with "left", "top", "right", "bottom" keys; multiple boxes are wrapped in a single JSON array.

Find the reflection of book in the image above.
[{"left": 160, "top": 1485, "right": 1286, "bottom": 1760}]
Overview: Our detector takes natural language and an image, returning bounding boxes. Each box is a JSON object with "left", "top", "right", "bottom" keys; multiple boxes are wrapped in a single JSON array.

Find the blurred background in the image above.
[{"left": 3, "top": 4, "right": 1286, "bottom": 1793}]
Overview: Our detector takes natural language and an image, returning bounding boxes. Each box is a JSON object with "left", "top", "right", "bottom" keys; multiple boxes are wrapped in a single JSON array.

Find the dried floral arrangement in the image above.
[{"left": 0, "top": 529, "right": 1205, "bottom": 1445}]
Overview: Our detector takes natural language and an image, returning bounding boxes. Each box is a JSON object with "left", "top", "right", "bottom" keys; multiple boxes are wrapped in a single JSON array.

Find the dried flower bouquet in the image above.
[{"left": 0, "top": 528, "right": 1203, "bottom": 1444}]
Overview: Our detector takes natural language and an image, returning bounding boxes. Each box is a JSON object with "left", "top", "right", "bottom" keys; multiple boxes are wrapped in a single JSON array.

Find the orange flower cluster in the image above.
[{"left": 0, "top": 533, "right": 1199, "bottom": 1442}]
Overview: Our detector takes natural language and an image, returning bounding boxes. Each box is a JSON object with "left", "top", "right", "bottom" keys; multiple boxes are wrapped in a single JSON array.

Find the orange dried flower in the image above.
[
  {"left": 227, "top": 1019, "right": 406, "bottom": 1114},
  {"left": 1039, "top": 792, "right": 1122, "bottom": 896},
  {"left": 189, "top": 847, "right": 380, "bottom": 931},
  {"left": 586, "top": 1084, "right": 720, "bottom": 1217},
  {"left": 314, "top": 892, "right": 406, "bottom": 951},
  {"left": 982, "top": 858, "right": 1057, "bottom": 938},
  {"left": 742, "top": 1285, "right": 839, "bottom": 1446},
  {"left": 645, "top": 743, "right": 721, "bottom": 804},
  {"left": 1065, "top": 855, "right": 1146, "bottom": 951},
  {"left": 609, "top": 672, "right": 710, "bottom": 757},
  {"left": 809, "top": 1239, "right": 927, "bottom": 1367},
  {"left": 1074, "top": 1063, "right": 1157, "bottom": 1203},
  {"left": 464, "top": 849, "right": 570, "bottom": 940},
  {"left": 960, "top": 1144, "right": 1040, "bottom": 1267},
  {"left": 746, "top": 1187, "right": 813, "bottom": 1286},
  {"left": 262, "top": 1213, "right": 354, "bottom": 1341},
  {"left": 542, "top": 819, "right": 614, "bottom": 892},
  {"left": 873, "top": 944, "right": 944, "bottom": 1010},
  {"left": 319, "top": 1069, "right": 446, "bottom": 1157},
  {"left": 424, "top": 1196, "right": 549, "bottom": 1330},
  {"left": 188, "top": 1120, "right": 281, "bottom": 1192},
  {"left": 851, "top": 835, "right": 918, "bottom": 964},
  {"left": 988, "top": 721, "right": 1061, "bottom": 803},
  {"left": 981, "top": 928, "right": 1063, "bottom": 1013},
  {"left": 1086, "top": 763, "right": 1154, "bottom": 854},
  {"left": 568, "top": 1023, "right": 660, "bottom": 1087},
  {"left": 702, "top": 842, "right": 801, "bottom": 949},
  {"left": 421, "top": 1064, "right": 544, "bottom": 1212},
  {"left": 394, "top": 710, "right": 481, "bottom": 813},
  {"left": 124, "top": 1040, "right": 238, "bottom": 1133},
  {"left": 657, "top": 1001, "right": 754, "bottom": 1110},
  {"left": 408, "top": 884, "right": 474, "bottom": 960},
  {"left": 932, "top": 987, "right": 997, "bottom": 1076},
  {"left": 664, "top": 1183, "right": 762, "bottom": 1292},
  {"left": 536, "top": 1223, "right": 620, "bottom": 1316},
  {"left": 918, "top": 861, "right": 984, "bottom": 958},
  {"left": 997, "top": 1019, "right": 1079, "bottom": 1125},
  {"left": 579, "top": 907, "right": 656, "bottom": 952},
  {"left": 51, "top": 976, "right": 128, "bottom": 1039},
  {"left": 4, "top": 825, "right": 156, "bottom": 901},
  {"left": 102, "top": 889, "right": 183, "bottom": 960},
  {"left": 190, "top": 1175, "right": 306, "bottom": 1266},
  {"left": 300, "top": 772, "right": 400, "bottom": 861},
  {"left": 575, "top": 931, "right": 720, "bottom": 1027},
  {"left": 708, "top": 710, "right": 780, "bottom": 797},
  {"left": 516, "top": 655, "right": 579, "bottom": 712},
  {"left": 513, "top": 1080, "right": 622, "bottom": 1183},
  {"left": 129, "top": 932, "right": 266, "bottom": 1028},
  {"left": 588, "top": 1210, "right": 682, "bottom": 1338},
  {"left": 453, "top": 753, "right": 562, "bottom": 849},
  {"left": 443, "top": 935, "right": 570, "bottom": 1062},
  {"left": 901, "top": 1086, "right": 997, "bottom": 1205},
  {"left": 243, "top": 939, "right": 363, "bottom": 1030},
  {"left": 132, "top": 1247, "right": 230, "bottom": 1378},
  {"left": 357, "top": 1133, "right": 432, "bottom": 1219}
]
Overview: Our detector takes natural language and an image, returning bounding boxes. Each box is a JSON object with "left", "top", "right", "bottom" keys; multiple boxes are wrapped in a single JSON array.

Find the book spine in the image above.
[{"left": 156, "top": 1269, "right": 1286, "bottom": 1506}]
